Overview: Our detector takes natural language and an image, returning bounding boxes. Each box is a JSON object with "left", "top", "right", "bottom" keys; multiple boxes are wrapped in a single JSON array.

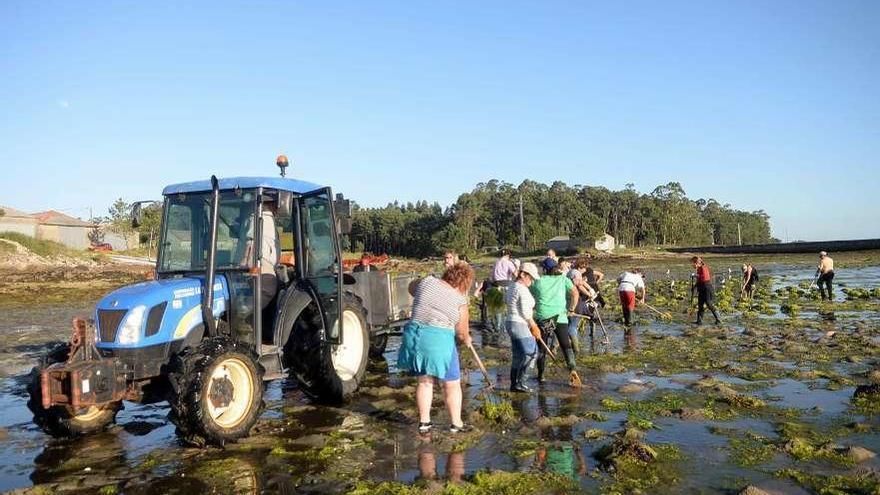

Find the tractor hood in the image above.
[{"left": 95, "top": 276, "right": 230, "bottom": 348}]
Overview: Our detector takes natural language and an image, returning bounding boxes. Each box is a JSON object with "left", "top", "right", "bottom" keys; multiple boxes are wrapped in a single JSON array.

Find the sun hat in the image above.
[{"left": 520, "top": 262, "right": 541, "bottom": 281}]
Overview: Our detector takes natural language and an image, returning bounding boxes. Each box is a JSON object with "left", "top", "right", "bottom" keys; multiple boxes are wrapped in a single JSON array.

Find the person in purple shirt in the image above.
[{"left": 492, "top": 249, "right": 517, "bottom": 283}]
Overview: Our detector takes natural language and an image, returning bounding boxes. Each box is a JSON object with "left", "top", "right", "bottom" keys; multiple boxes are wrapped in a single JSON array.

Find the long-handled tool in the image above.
[
  {"left": 643, "top": 302, "right": 673, "bottom": 320},
  {"left": 466, "top": 343, "right": 499, "bottom": 404},
  {"left": 536, "top": 335, "right": 557, "bottom": 361},
  {"left": 536, "top": 334, "right": 582, "bottom": 387},
  {"left": 593, "top": 307, "right": 611, "bottom": 345}
]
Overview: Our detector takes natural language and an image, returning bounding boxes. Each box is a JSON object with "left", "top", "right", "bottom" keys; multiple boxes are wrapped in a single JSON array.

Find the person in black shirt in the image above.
[{"left": 582, "top": 259, "right": 606, "bottom": 307}]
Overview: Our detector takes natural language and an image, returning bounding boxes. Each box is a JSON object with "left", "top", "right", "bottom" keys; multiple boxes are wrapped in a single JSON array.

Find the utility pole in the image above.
[
  {"left": 518, "top": 194, "right": 526, "bottom": 251},
  {"left": 737, "top": 223, "right": 742, "bottom": 246}
]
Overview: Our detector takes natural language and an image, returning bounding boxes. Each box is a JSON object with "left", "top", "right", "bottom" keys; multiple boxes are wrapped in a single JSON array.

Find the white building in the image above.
[{"left": 0, "top": 205, "right": 39, "bottom": 237}]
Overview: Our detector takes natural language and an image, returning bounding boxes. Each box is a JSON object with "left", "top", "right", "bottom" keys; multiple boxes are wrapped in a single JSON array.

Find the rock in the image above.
[
  {"left": 675, "top": 408, "right": 706, "bottom": 421},
  {"left": 290, "top": 434, "right": 329, "bottom": 448},
  {"left": 739, "top": 486, "right": 772, "bottom": 495},
  {"left": 854, "top": 384, "right": 880, "bottom": 398},
  {"left": 844, "top": 446, "right": 876, "bottom": 463},
  {"left": 0, "top": 427, "right": 7, "bottom": 441},
  {"left": 618, "top": 383, "right": 648, "bottom": 394},
  {"left": 690, "top": 376, "right": 737, "bottom": 399},
  {"left": 535, "top": 417, "right": 553, "bottom": 429},
  {"left": 558, "top": 414, "right": 580, "bottom": 426}
]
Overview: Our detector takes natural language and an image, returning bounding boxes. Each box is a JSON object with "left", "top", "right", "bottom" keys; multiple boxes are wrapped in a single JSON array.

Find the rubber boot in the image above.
[
  {"left": 536, "top": 354, "right": 546, "bottom": 383},
  {"left": 509, "top": 366, "right": 519, "bottom": 392},
  {"left": 562, "top": 347, "right": 577, "bottom": 370},
  {"left": 513, "top": 361, "right": 532, "bottom": 393}
]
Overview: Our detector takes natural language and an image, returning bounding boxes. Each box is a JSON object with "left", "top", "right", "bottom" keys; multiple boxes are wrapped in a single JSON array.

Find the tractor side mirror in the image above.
[
  {"left": 131, "top": 203, "right": 142, "bottom": 229},
  {"left": 333, "top": 193, "right": 352, "bottom": 235},
  {"left": 278, "top": 191, "right": 293, "bottom": 219}
]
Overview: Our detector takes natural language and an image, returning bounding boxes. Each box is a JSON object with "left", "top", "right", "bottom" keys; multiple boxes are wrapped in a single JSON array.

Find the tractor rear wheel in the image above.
[
  {"left": 26, "top": 343, "right": 121, "bottom": 437},
  {"left": 168, "top": 337, "right": 264, "bottom": 447},
  {"left": 288, "top": 294, "right": 369, "bottom": 403}
]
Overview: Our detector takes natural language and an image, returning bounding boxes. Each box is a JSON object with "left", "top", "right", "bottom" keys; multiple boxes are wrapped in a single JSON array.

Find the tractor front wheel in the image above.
[
  {"left": 168, "top": 337, "right": 264, "bottom": 447},
  {"left": 26, "top": 343, "right": 121, "bottom": 437}
]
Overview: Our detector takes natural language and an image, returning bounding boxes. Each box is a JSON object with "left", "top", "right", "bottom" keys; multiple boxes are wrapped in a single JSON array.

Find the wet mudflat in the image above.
[{"left": 1, "top": 261, "right": 880, "bottom": 494}]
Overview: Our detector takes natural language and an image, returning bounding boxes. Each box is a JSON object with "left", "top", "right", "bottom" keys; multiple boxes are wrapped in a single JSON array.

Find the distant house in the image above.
[
  {"left": 546, "top": 235, "right": 579, "bottom": 253},
  {"left": 33, "top": 210, "right": 93, "bottom": 250},
  {"left": 0, "top": 205, "right": 38, "bottom": 237},
  {"left": 546, "top": 233, "right": 616, "bottom": 254},
  {"left": 594, "top": 233, "right": 616, "bottom": 253}
]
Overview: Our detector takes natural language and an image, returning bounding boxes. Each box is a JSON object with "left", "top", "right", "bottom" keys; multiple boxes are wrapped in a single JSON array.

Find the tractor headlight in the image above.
[{"left": 118, "top": 305, "right": 147, "bottom": 344}]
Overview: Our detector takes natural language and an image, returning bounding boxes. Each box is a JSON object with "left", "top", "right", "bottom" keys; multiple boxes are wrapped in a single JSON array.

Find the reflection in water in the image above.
[
  {"left": 417, "top": 443, "right": 465, "bottom": 484},
  {"left": 31, "top": 432, "right": 127, "bottom": 486},
  {"left": 535, "top": 443, "right": 587, "bottom": 480},
  {"left": 624, "top": 328, "right": 638, "bottom": 353}
]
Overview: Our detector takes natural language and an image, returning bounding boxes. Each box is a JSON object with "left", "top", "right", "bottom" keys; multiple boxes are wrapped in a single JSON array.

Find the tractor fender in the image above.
[{"left": 276, "top": 288, "right": 314, "bottom": 348}]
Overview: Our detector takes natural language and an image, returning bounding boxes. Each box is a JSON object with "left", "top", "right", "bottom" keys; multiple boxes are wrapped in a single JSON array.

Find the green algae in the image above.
[
  {"left": 775, "top": 468, "right": 880, "bottom": 495},
  {"left": 479, "top": 399, "right": 516, "bottom": 423},
  {"left": 713, "top": 429, "right": 776, "bottom": 467},
  {"left": 350, "top": 471, "right": 579, "bottom": 495},
  {"left": 594, "top": 429, "right": 684, "bottom": 494}
]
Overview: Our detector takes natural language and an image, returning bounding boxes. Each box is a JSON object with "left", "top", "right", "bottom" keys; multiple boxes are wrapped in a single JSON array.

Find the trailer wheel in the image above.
[
  {"left": 168, "top": 337, "right": 264, "bottom": 447},
  {"left": 288, "top": 294, "right": 369, "bottom": 403},
  {"left": 26, "top": 343, "right": 120, "bottom": 437},
  {"left": 369, "top": 333, "right": 389, "bottom": 359}
]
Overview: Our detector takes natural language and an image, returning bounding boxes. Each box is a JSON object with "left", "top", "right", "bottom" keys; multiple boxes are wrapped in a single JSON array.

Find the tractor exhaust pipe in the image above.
[{"left": 203, "top": 175, "right": 220, "bottom": 337}]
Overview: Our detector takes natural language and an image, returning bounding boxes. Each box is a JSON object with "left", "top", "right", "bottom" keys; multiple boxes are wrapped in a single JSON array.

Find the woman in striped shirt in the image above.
[{"left": 398, "top": 262, "right": 475, "bottom": 434}]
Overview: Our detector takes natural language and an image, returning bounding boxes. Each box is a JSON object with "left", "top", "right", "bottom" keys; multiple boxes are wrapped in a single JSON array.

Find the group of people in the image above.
[{"left": 394, "top": 248, "right": 837, "bottom": 435}]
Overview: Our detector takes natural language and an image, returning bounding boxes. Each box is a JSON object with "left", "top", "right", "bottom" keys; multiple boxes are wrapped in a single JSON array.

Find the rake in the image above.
[
  {"left": 466, "top": 343, "right": 500, "bottom": 405},
  {"left": 535, "top": 334, "right": 582, "bottom": 387},
  {"left": 643, "top": 302, "right": 673, "bottom": 320},
  {"left": 592, "top": 307, "right": 612, "bottom": 345}
]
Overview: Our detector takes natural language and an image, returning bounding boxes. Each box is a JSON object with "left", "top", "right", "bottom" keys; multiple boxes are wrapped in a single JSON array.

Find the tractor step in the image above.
[
  {"left": 258, "top": 344, "right": 284, "bottom": 381},
  {"left": 263, "top": 371, "right": 287, "bottom": 381},
  {"left": 260, "top": 344, "right": 279, "bottom": 355}
]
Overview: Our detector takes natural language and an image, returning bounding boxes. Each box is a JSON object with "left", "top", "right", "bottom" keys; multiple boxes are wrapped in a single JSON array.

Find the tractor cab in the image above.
[{"left": 152, "top": 176, "right": 344, "bottom": 350}]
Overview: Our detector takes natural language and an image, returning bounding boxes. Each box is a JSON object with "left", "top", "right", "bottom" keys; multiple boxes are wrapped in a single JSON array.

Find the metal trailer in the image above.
[{"left": 347, "top": 271, "right": 418, "bottom": 357}]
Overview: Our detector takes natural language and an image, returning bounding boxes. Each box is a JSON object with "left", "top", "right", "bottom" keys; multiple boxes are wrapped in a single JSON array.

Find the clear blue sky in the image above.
[{"left": 1, "top": 1, "right": 877, "bottom": 241}]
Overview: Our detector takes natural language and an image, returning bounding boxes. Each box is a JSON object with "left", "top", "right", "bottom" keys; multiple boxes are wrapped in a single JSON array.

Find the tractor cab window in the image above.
[
  {"left": 275, "top": 202, "right": 295, "bottom": 268},
  {"left": 159, "top": 190, "right": 257, "bottom": 273}
]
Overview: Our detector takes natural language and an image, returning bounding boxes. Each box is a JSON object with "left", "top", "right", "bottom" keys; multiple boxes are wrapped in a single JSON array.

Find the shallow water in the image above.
[{"left": 0, "top": 264, "right": 879, "bottom": 493}]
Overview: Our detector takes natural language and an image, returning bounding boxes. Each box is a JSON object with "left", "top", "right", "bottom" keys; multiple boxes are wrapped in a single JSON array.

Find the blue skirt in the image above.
[{"left": 397, "top": 321, "right": 460, "bottom": 381}]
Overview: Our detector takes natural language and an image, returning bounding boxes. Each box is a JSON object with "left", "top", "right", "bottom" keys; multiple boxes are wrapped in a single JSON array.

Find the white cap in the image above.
[
  {"left": 519, "top": 262, "right": 541, "bottom": 281},
  {"left": 819, "top": 251, "right": 827, "bottom": 257}
]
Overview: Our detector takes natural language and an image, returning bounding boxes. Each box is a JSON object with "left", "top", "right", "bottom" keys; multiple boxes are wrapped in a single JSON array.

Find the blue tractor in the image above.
[{"left": 27, "top": 157, "right": 394, "bottom": 446}]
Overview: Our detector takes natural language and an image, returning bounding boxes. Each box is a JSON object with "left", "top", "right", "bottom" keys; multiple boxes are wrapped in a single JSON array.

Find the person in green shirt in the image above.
[{"left": 530, "top": 258, "right": 581, "bottom": 386}]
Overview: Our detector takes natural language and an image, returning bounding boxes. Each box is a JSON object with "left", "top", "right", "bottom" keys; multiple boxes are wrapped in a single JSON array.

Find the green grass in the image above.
[{"left": 0, "top": 231, "right": 86, "bottom": 258}]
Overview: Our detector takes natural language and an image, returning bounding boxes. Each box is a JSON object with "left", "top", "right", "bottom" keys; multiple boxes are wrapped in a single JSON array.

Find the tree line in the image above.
[
  {"left": 350, "top": 180, "right": 774, "bottom": 258},
  {"left": 104, "top": 179, "right": 774, "bottom": 259}
]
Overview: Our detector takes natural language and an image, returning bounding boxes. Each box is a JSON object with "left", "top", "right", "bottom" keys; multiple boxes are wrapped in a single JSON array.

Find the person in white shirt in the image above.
[
  {"left": 617, "top": 268, "right": 646, "bottom": 326},
  {"left": 505, "top": 262, "right": 542, "bottom": 392},
  {"left": 238, "top": 201, "right": 281, "bottom": 309}
]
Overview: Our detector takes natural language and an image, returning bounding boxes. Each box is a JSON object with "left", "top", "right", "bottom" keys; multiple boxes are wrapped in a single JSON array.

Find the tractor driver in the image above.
[{"left": 238, "top": 200, "right": 281, "bottom": 309}]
